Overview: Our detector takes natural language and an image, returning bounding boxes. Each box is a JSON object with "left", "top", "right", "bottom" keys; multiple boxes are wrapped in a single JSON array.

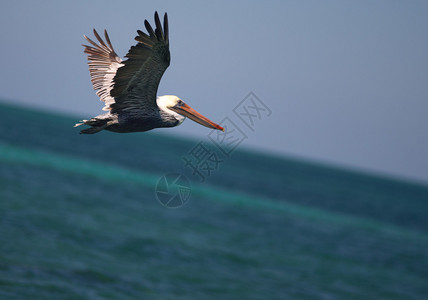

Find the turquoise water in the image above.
[{"left": 0, "top": 102, "right": 427, "bottom": 299}]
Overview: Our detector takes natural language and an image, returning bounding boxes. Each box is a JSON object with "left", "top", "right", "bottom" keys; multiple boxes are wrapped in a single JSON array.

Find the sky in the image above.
[{"left": 0, "top": 0, "right": 427, "bottom": 183}]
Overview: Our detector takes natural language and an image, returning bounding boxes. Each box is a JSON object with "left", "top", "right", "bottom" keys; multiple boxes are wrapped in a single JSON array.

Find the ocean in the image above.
[{"left": 0, "top": 101, "right": 427, "bottom": 299}]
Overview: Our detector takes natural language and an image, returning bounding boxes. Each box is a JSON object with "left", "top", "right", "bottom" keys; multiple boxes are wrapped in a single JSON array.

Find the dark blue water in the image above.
[{"left": 0, "top": 102, "right": 427, "bottom": 299}]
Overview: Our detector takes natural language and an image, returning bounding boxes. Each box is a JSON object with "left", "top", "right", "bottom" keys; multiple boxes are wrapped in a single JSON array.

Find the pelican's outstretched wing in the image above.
[
  {"left": 82, "top": 30, "right": 123, "bottom": 111},
  {"left": 110, "top": 11, "right": 170, "bottom": 113}
]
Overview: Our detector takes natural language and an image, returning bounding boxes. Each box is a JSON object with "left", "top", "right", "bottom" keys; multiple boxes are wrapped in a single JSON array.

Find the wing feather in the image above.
[
  {"left": 110, "top": 12, "right": 170, "bottom": 113},
  {"left": 82, "top": 30, "right": 123, "bottom": 111},
  {"left": 163, "top": 13, "right": 169, "bottom": 41},
  {"left": 154, "top": 11, "right": 164, "bottom": 40},
  {"left": 144, "top": 20, "right": 156, "bottom": 39}
]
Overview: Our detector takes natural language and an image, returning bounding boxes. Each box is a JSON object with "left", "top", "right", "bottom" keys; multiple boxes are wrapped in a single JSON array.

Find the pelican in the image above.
[{"left": 75, "top": 12, "right": 224, "bottom": 134}]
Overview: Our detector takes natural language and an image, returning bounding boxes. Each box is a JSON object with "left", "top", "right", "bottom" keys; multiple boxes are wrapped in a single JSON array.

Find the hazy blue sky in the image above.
[{"left": 0, "top": 1, "right": 427, "bottom": 183}]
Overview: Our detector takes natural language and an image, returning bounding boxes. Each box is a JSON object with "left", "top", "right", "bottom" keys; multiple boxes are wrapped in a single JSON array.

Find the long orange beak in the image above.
[{"left": 170, "top": 102, "right": 224, "bottom": 131}]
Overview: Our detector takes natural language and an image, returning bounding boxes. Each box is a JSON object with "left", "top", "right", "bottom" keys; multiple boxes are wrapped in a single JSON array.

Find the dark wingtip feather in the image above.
[
  {"left": 164, "top": 13, "right": 169, "bottom": 42},
  {"left": 144, "top": 19, "right": 156, "bottom": 39},
  {"left": 154, "top": 11, "right": 163, "bottom": 40}
]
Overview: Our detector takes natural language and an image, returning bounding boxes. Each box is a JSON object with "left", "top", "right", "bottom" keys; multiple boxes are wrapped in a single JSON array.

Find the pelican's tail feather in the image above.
[
  {"left": 74, "top": 114, "right": 114, "bottom": 134},
  {"left": 78, "top": 124, "right": 105, "bottom": 134}
]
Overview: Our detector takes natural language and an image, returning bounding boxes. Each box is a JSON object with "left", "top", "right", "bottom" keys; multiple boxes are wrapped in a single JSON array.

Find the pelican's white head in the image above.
[
  {"left": 156, "top": 95, "right": 185, "bottom": 125},
  {"left": 156, "top": 95, "right": 224, "bottom": 131}
]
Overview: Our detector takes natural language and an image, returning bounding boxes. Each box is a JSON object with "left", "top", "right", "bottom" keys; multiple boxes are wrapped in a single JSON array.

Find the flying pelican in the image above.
[{"left": 75, "top": 12, "right": 224, "bottom": 134}]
